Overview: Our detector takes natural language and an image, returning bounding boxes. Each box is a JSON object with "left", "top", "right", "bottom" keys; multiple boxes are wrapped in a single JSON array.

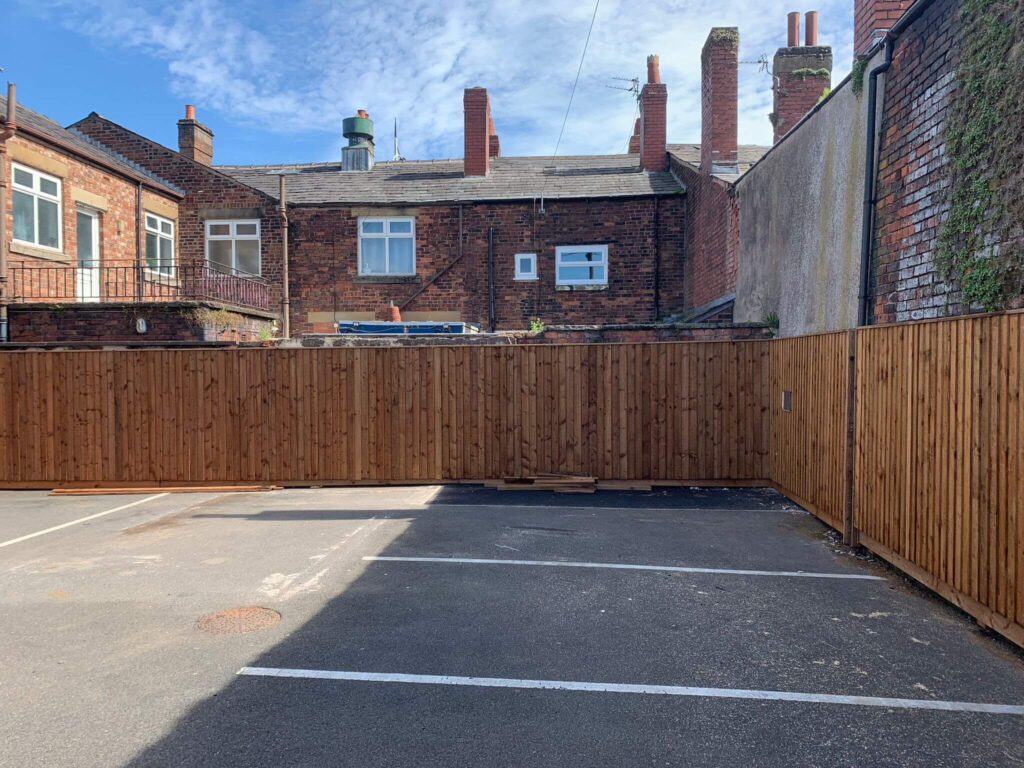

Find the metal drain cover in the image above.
[{"left": 196, "top": 606, "right": 281, "bottom": 635}]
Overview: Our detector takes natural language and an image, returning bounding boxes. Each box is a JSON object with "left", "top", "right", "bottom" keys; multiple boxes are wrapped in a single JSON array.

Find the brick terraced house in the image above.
[
  {"left": 0, "top": 89, "right": 278, "bottom": 344},
  {"left": 5, "top": 38, "right": 818, "bottom": 344}
]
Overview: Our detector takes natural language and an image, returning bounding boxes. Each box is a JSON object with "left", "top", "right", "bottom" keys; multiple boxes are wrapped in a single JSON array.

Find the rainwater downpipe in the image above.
[
  {"left": 0, "top": 83, "right": 17, "bottom": 343},
  {"left": 278, "top": 174, "right": 291, "bottom": 338},
  {"left": 856, "top": 39, "right": 893, "bottom": 327},
  {"left": 487, "top": 226, "right": 496, "bottom": 332}
]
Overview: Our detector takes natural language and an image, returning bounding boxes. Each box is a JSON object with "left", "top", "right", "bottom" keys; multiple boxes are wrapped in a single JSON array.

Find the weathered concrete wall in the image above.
[{"left": 734, "top": 63, "right": 877, "bottom": 337}]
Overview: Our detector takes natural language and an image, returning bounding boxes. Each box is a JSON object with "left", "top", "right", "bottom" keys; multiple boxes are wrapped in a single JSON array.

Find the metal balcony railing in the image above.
[{"left": 8, "top": 263, "right": 272, "bottom": 313}]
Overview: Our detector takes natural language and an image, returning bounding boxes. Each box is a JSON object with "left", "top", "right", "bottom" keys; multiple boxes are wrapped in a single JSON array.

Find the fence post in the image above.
[{"left": 843, "top": 329, "right": 858, "bottom": 545}]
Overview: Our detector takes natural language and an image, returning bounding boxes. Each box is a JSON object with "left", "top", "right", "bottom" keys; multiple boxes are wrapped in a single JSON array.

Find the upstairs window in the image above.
[
  {"left": 556, "top": 245, "right": 608, "bottom": 286},
  {"left": 359, "top": 217, "right": 415, "bottom": 276},
  {"left": 145, "top": 213, "right": 175, "bottom": 277},
  {"left": 206, "top": 220, "right": 261, "bottom": 276},
  {"left": 12, "top": 163, "right": 62, "bottom": 251}
]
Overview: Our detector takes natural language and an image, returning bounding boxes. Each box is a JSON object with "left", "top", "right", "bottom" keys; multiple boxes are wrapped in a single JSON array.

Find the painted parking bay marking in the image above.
[
  {"left": 361, "top": 555, "right": 885, "bottom": 581},
  {"left": 0, "top": 494, "right": 169, "bottom": 550},
  {"left": 237, "top": 668, "right": 1024, "bottom": 716}
]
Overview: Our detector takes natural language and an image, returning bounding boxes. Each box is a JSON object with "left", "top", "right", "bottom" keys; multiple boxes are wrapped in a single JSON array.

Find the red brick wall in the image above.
[
  {"left": 288, "top": 195, "right": 687, "bottom": 334},
  {"left": 9, "top": 303, "right": 272, "bottom": 343},
  {"left": 71, "top": 114, "right": 284, "bottom": 312},
  {"left": 670, "top": 156, "right": 738, "bottom": 310},
  {"left": 700, "top": 29, "right": 739, "bottom": 171},
  {"left": 3, "top": 134, "right": 178, "bottom": 301},
  {"left": 871, "top": 0, "right": 981, "bottom": 323},
  {"left": 855, "top": 0, "right": 913, "bottom": 55}
]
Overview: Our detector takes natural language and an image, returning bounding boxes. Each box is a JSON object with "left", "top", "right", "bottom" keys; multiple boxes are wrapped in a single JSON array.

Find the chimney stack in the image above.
[
  {"left": 770, "top": 12, "right": 832, "bottom": 144},
  {"left": 639, "top": 54, "right": 668, "bottom": 172},
  {"left": 854, "top": 0, "right": 912, "bottom": 55},
  {"left": 464, "top": 88, "right": 492, "bottom": 176},
  {"left": 177, "top": 105, "right": 214, "bottom": 165},
  {"left": 488, "top": 116, "right": 501, "bottom": 159},
  {"left": 700, "top": 29, "right": 739, "bottom": 174},
  {"left": 627, "top": 118, "right": 641, "bottom": 154}
]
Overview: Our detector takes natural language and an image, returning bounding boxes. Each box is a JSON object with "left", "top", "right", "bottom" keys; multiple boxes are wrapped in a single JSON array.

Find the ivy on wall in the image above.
[{"left": 936, "top": 0, "right": 1024, "bottom": 310}]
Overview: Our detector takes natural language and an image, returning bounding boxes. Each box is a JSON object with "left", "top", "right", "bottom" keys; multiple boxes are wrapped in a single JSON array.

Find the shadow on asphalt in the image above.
[{"left": 119, "top": 487, "right": 1024, "bottom": 768}]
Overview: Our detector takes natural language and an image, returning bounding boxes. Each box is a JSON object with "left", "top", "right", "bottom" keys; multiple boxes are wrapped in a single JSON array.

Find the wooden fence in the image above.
[
  {"left": 769, "top": 331, "right": 853, "bottom": 535},
  {"left": 0, "top": 315, "right": 1020, "bottom": 648},
  {"left": 853, "top": 315, "right": 1022, "bottom": 647},
  {"left": 0, "top": 343, "right": 769, "bottom": 486}
]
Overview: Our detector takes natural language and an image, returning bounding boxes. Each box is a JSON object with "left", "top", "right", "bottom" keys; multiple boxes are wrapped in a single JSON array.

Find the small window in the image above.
[
  {"left": 145, "top": 212, "right": 175, "bottom": 277},
  {"left": 11, "top": 163, "right": 63, "bottom": 251},
  {"left": 359, "top": 216, "right": 415, "bottom": 275},
  {"left": 782, "top": 390, "right": 793, "bottom": 412},
  {"left": 205, "top": 219, "right": 261, "bottom": 276},
  {"left": 556, "top": 245, "right": 608, "bottom": 286},
  {"left": 515, "top": 253, "right": 537, "bottom": 281}
]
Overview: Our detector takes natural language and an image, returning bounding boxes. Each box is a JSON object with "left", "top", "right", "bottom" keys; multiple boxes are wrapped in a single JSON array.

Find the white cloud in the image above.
[{"left": 23, "top": 0, "right": 856, "bottom": 161}]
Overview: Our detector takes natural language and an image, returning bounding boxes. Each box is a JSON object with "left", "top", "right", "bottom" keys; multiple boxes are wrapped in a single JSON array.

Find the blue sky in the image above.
[{"left": 4, "top": 0, "right": 854, "bottom": 166}]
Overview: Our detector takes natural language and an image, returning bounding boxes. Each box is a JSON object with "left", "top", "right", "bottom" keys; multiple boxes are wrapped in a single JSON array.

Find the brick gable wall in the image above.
[
  {"left": 71, "top": 114, "right": 284, "bottom": 316},
  {"left": 670, "top": 156, "right": 738, "bottom": 310}
]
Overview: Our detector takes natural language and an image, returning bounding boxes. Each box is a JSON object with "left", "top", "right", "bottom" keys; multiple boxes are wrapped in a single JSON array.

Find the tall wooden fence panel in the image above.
[
  {"left": 768, "top": 331, "right": 852, "bottom": 532},
  {"left": 0, "top": 342, "right": 770, "bottom": 486},
  {"left": 854, "top": 314, "right": 1023, "bottom": 645}
]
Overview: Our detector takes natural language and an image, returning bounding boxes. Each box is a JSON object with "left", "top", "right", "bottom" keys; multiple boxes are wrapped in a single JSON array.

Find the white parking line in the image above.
[
  {"left": 429, "top": 503, "right": 802, "bottom": 514},
  {"left": 0, "top": 494, "right": 169, "bottom": 550},
  {"left": 362, "top": 556, "right": 885, "bottom": 581},
  {"left": 237, "top": 667, "right": 1024, "bottom": 715}
]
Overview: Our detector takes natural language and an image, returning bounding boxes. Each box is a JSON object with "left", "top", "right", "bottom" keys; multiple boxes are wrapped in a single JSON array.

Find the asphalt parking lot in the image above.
[{"left": 1, "top": 485, "right": 1022, "bottom": 767}]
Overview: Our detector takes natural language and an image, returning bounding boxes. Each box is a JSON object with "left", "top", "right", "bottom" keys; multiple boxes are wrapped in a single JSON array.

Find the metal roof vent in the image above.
[{"left": 342, "top": 110, "right": 374, "bottom": 171}]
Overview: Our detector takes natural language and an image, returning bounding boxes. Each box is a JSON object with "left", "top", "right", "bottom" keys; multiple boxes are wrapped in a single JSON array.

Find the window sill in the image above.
[
  {"left": 144, "top": 270, "right": 180, "bottom": 287},
  {"left": 10, "top": 240, "right": 70, "bottom": 263},
  {"left": 354, "top": 275, "right": 420, "bottom": 284},
  {"left": 514, "top": 276, "right": 539, "bottom": 282},
  {"left": 556, "top": 283, "right": 608, "bottom": 292}
]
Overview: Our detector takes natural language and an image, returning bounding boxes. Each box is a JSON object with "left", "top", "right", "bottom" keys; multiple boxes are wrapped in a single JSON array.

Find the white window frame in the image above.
[
  {"left": 11, "top": 162, "right": 63, "bottom": 252},
  {"left": 358, "top": 216, "right": 416, "bottom": 276},
  {"left": 205, "top": 219, "right": 262, "bottom": 276},
  {"left": 514, "top": 252, "right": 538, "bottom": 281},
  {"left": 555, "top": 244, "right": 609, "bottom": 286},
  {"left": 144, "top": 212, "right": 176, "bottom": 279}
]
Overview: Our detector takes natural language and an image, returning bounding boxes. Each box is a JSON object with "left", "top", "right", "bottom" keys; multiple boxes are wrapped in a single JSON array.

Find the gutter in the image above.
[
  {"left": 856, "top": 0, "right": 937, "bottom": 325},
  {"left": 1, "top": 83, "right": 17, "bottom": 343}
]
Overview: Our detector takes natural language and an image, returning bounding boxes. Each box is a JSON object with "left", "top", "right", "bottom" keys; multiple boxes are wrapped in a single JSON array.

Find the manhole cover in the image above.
[{"left": 196, "top": 606, "right": 281, "bottom": 635}]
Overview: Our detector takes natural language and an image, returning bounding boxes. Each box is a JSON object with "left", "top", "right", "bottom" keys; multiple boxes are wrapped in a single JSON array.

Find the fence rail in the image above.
[
  {"left": 0, "top": 315, "right": 1021, "bottom": 648},
  {"left": 8, "top": 263, "right": 271, "bottom": 312}
]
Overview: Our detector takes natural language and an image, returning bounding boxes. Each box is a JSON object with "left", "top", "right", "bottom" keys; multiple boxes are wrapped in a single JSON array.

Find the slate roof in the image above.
[
  {"left": 0, "top": 96, "right": 183, "bottom": 197},
  {"left": 216, "top": 154, "right": 683, "bottom": 205},
  {"left": 667, "top": 143, "right": 771, "bottom": 183}
]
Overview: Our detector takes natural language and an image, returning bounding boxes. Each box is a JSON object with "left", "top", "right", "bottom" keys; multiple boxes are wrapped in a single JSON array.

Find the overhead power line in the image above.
[{"left": 541, "top": 0, "right": 601, "bottom": 211}]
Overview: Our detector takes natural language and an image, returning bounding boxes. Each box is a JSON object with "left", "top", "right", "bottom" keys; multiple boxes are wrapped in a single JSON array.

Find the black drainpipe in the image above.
[
  {"left": 653, "top": 197, "right": 661, "bottom": 321},
  {"left": 856, "top": 40, "right": 893, "bottom": 327},
  {"left": 135, "top": 181, "right": 144, "bottom": 301},
  {"left": 487, "top": 226, "right": 496, "bottom": 332}
]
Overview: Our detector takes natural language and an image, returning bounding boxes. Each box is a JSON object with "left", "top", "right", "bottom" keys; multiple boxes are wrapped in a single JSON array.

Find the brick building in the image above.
[
  {"left": 0, "top": 90, "right": 277, "bottom": 343},
  {"left": 212, "top": 71, "right": 685, "bottom": 334},
  {"left": 67, "top": 59, "right": 695, "bottom": 337}
]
